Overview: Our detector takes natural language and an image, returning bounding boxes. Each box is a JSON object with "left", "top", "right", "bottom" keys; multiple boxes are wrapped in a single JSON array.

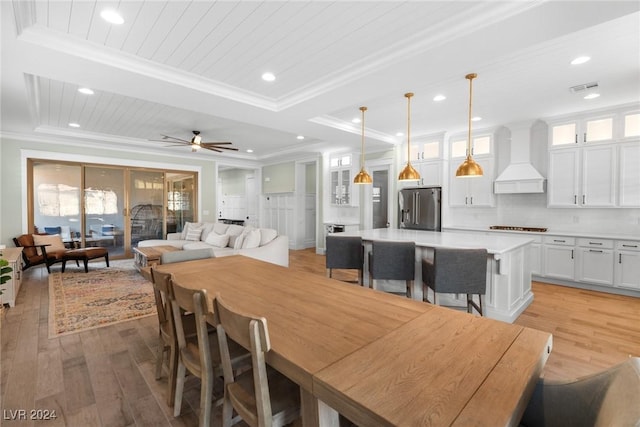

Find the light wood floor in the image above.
[{"left": 1, "top": 248, "right": 639, "bottom": 427}]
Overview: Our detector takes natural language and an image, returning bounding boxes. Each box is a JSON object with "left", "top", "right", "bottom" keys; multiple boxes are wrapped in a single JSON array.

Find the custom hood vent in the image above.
[{"left": 494, "top": 123, "right": 546, "bottom": 194}]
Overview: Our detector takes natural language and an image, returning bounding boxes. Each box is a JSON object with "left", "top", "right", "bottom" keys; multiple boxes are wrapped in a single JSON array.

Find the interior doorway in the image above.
[{"left": 372, "top": 169, "right": 390, "bottom": 229}]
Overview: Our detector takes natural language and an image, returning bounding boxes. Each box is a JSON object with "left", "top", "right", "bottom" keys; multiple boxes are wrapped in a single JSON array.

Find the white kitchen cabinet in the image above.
[
  {"left": 0, "top": 248, "right": 23, "bottom": 307},
  {"left": 575, "top": 238, "right": 614, "bottom": 285},
  {"left": 448, "top": 157, "right": 494, "bottom": 207},
  {"left": 542, "top": 236, "right": 575, "bottom": 280},
  {"left": 618, "top": 142, "right": 640, "bottom": 207},
  {"left": 549, "top": 114, "right": 615, "bottom": 147},
  {"left": 409, "top": 140, "right": 441, "bottom": 162},
  {"left": 547, "top": 145, "right": 616, "bottom": 207},
  {"left": 415, "top": 160, "right": 444, "bottom": 187},
  {"left": 615, "top": 240, "right": 640, "bottom": 290}
]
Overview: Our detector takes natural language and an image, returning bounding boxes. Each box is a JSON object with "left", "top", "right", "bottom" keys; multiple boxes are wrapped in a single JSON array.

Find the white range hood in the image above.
[{"left": 494, "top": 122, "right": 546, "bottom": 194}]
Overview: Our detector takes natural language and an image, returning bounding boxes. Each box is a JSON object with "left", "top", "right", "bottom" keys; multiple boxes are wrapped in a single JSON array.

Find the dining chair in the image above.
[
  {"left": 368, "top": 240, "right": 415, "bottom": 298},
  {"left": 520, "top": 357, "right": 640, "bottom": 427},
  {"left": 149, "top": 268, "right": 197, "bottom": 407},
  {"left": 325, "top": 235, "right": 364, "bottom": 285},
  {"left": 213, "top": 293, "right": 301, "bottom": 427},
  {"left": 168, "top": 282, "right": 249, "bottom": 427},
  {"left": 421, "top": 247, "right": 487, "bottom": 315}
]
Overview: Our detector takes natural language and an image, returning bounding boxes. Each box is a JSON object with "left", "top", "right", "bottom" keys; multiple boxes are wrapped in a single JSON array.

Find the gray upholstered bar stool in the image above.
[
  {"left": 421, "top": 247, "right": 488, "bottom": 316},
  {"left": 368, "top": 240, "right": 415, "bottom": 298},
  {"left": 325, "top": 235, "right": 364, "bottom": 285}
]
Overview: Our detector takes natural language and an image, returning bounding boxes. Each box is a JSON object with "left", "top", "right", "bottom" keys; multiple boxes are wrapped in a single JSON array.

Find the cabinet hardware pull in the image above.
[
  {"left": 571, "top": 250, "right": 574, "bottom": 259},
  {"left": 583, "top": 195, "right": 585, "bottom": 204},
  {"left": 589, "top": 249, "right": 603, "bottom": 253},
  {"left": 583, "top": 132, "right": 587, "bottom": 143},
  {"left": 575, "top": 134, "right": 578, "bottom": 144},
  {"left": 619, "top": 254, "right": 622, "bottom": 263},
  {"left": 574, "top": 195, "right": 577, "bottom": 204},
  {"left": 554, "top": 239, "right": 565, "bottom": 243},
  {"left": 465, "top": 196, "right": 468, "bottom": 205},
  {"left": 588, "top": 242, "right": 602, "bottom": 245},
  {"left": 470, "top": 196, "right": 473, "bottom": 205},
  {"left": 622, "top": 244, "right": 638, "bottom": 248}
]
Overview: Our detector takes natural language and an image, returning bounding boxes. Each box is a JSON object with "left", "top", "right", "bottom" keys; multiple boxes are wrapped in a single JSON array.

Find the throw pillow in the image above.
[
  {"left": 205, "top": 232, "right": 229, "bottom": 248},
  {"left": 259, "top": 228, "right": 278, "bottom": 246},
  {"left": 185, "top": 225, "right": 204, "bottom": 241},
  {"left": 242, "top": 229, "right": 261, "bottom": 249},
  {"left": 181, "top": 222, "right": 202, "bottom": 239},
  {"left": 226, "top": 224, "right": 245, "bottom": 237},
  {"left": 213, "top": 222, "right": 229, "bottom": 235},
  {"left": 33, "top": 234, "right": 66, "bottom": 255},
  {"left": 201, "top": 222, "right": 216, "bottom": 241},
  {"left": 228, "top": 233, "right": 245, "bottom": 249}
]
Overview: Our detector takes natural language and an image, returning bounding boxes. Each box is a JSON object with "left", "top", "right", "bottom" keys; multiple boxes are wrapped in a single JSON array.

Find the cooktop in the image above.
[{"left": 490, "top": 225, "right": 548, "bottom": 232}]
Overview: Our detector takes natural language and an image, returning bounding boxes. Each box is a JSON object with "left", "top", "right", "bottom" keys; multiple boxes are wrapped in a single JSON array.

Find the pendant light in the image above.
[
  {"left": 353, "top": 106, "right": 373, "bottom": 184},
  {"left": 456, "top": 73, "right": 484, "bottom": 177},
  {"left": 398, "top": 92, "right": 421, "bottom": 181}
]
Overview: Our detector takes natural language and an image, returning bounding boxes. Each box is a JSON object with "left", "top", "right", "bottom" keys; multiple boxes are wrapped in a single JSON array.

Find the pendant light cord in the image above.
[
  {"left": 360, "top": 106, "right": 366, "bottom": 168},
  {"left": 466, "top": 73, "right": 476, "bottom": 159},
  {"left": 405, "top": 92, "right": 413, "bottom": 161}
]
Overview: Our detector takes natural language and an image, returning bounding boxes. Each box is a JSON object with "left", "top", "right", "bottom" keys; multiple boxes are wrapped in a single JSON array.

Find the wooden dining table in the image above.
[{"left": 155, "top": 255, "right": 552, "bottom": 427}]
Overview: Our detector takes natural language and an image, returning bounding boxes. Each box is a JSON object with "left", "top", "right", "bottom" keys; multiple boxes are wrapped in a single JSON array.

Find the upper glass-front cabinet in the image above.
[
  {"left": 550, "top": 108, "right": 639, "bottom": 147},
  {"left": 624, "top": 113, "right": 640, "bottom": 138},
  {"left": 450, "top": 135, "right": 491, "bottom": 158}
]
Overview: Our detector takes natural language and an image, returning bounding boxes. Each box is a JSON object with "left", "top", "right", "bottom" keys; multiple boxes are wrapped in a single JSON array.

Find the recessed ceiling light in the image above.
[
  {"left": 69, "top": 123, "right": 80, "bottom": 128},
  {"left": 352, "top": 118, "right": 361, "bottom": 124},
  {"left": 571, "top": 56, "right": 591, "bottom": 65},
  {"left": 584, "top": 93, "right": 600, "bottom": 100},
  {"left": 261, "top": 72, "right": 276, "bottom": 82},
  {"left": 100, "top": 9, "right": 124, "bottom": 25},
  {"left": 246, "top": 149, "right": 254, "bottom": 153},
  {"left": 433, "top": 94, "right": 446, "bottom": 102},
  {"left": 471, "top": 116, "right": 482, "bottom": 122},
  {"left": 396, "top": 132, "right": 404, "bottom": 137},
  {"left": 296, "top": 135, "right": 304, "bottom": 140},
  {"left": 78, "top": 87, "right": 94, "bottom": 95}
]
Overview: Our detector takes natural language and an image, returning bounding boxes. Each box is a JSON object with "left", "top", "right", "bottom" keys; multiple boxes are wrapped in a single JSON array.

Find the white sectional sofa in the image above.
[{"left": 137, "top": 222, "right": 289, "bottom": 267}]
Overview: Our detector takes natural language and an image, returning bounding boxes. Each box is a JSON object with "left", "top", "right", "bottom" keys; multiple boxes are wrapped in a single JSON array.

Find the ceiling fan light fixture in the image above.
[
  {"left": 354, "top": 106, "right": 372, "bottom": 185},
  {"left": 398, "top": 92, "right": 421, "bottom": 182},
  {"left": 456, "top": 73, "right": 484, "bottom": 178}
]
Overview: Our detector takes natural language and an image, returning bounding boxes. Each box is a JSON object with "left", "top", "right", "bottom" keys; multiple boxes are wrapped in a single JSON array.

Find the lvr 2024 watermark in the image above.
[{"left": 3, "top": 409, "right": 58, "bottom": 421}]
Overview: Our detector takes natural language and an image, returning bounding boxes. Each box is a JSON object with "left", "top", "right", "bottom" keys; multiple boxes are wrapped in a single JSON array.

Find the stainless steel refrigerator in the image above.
[{"left": 398, "top": 186, "right": 442, "bottom": 231}]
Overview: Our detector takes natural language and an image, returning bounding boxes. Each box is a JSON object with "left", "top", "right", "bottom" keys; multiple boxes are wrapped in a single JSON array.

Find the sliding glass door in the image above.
[
  {"left": 29, "top": 160, "right": 197, "bottom": 259},
  {"left": 84, "top": 166, "right": 125, "bottom": 256}
]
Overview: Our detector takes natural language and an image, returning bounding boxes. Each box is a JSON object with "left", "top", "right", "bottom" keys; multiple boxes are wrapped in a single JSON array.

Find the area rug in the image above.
[{"left": 48, "top": 260, "right": 156, "bottom": 338}]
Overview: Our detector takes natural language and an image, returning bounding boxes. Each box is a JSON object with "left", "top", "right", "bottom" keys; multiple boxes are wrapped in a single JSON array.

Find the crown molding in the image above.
[{"left": 309, "top": 115, "right": 397, "bottom": 145}]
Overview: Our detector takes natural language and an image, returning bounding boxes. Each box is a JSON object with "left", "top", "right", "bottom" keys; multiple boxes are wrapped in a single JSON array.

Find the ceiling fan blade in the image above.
[
  {"left": 201, "top": 146, "right": 223, "bottom": 153},
  {"left": 201, "top": 141, "right": 233, "bottom": 145},
  {"left": 160, "top": 134, "right": 191, "bottom": 143},
  {"left": 206, "top": 145, "right": 238, "bottom": 151}
]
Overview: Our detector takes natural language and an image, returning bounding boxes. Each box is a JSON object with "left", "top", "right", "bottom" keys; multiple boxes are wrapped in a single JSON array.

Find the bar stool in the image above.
[
  {"left": 422, "top": 247, "right": 487, "bottom": 315},
  {"left": 368, "top": 240, "right": 415, "bottom": 298},
  {"left": 326, "top": 235, "right": 364, "bottom": 285}
]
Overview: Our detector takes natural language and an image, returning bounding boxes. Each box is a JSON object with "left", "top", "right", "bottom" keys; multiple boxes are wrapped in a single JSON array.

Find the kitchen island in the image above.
[{"left": 340, "top": 228, "right": 535, "bottom": 323}]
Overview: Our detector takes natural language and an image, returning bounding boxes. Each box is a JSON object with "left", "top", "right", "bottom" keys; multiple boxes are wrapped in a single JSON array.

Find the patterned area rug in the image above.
[{"left": 48, "top": 260, "right": 156, "bottom": 338}]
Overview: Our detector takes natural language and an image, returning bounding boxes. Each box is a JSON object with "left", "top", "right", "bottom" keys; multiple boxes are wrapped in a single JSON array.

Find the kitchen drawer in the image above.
[
  {"left": 616, "top": 240, "right": 640, "bottom": 251},
  {"left": 577, "top": 238, "right": 614, "bottom": 249},
  {"left": 543, "top": 236, "right": 575, "bottom": 246}
]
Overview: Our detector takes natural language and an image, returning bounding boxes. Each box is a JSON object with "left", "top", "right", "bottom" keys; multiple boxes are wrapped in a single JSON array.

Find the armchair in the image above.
[{"left": 13, "top": 233, "right": 67, "bottom": 273}]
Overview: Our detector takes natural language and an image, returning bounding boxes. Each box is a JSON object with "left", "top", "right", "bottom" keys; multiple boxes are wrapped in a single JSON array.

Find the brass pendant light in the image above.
[
  {"left": 353, "top": 106, "right": 373, "bottom": 184},
  {"left": 398, "top": 92, "right": 421, "bottom": 181},
  {"left": 456, "top": 73, "right": 484, "bottom": 177}
]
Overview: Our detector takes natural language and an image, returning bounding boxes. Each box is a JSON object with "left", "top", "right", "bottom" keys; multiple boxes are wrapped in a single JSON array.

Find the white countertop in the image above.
[
  {"left": 340, "top": 228, "right": 533, "bottom": 255},
  {"left": 445, "top": 226, "right": 640, "bottom": 241}
]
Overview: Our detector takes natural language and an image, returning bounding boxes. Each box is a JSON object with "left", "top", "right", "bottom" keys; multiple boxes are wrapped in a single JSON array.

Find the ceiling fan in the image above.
[{"left": 151, "top": 130, "right": 238, "bottom": 153}]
